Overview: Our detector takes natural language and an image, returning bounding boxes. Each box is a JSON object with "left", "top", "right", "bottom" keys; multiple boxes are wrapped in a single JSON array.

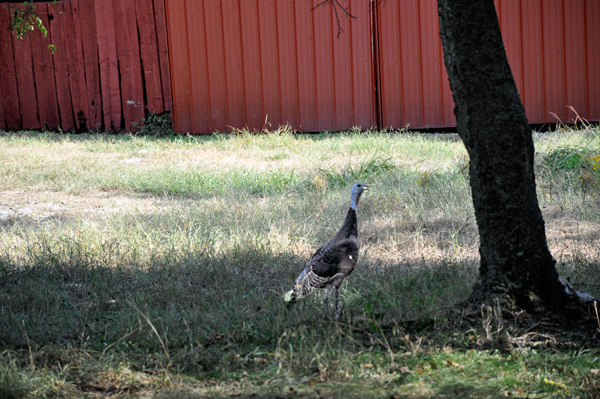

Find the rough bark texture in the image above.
[{"left": 436, "top": 0, "right": 576, "bottom": 313}]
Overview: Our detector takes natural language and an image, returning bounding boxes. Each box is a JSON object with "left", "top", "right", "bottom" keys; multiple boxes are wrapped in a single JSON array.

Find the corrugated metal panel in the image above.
[
  {"left": 519, "top": 0, "right": 544, "bottom": 123},
  {"left": 376, "top": 0, "right": 455, "bottom": 129},
  {"left": 563, "top": 0, "right": 586, "bottom": 119},
  {"left": 497, "top": 0, "right": 599, "bottom": 123},
  {"left": 497, "top": 0, "right": 524, "bottom": 99},
  {"left": 164, "top": 0, "right": 376, "bottom": 134},
  {"left": 377, "top": 0, "right": 600, "bottom": 128},
  {"left": 587, "top": 0, "right": 600, "bottom": 120},
  {"left": 165, "top": 0, "right": 599, "bottom": 132}
]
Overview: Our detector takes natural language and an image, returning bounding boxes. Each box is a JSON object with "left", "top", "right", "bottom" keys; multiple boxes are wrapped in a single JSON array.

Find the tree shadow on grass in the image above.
[
  {"left": 153, "top": 382, "right": 502, "bottom": 399},
  {"left": 1, "top": 243, "right": 599, "bottom": 399}
]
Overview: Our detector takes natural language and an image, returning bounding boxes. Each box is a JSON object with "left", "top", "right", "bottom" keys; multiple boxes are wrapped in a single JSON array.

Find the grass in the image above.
[{"left": 1, "top": 127, "right": 600, "bottom": 398}]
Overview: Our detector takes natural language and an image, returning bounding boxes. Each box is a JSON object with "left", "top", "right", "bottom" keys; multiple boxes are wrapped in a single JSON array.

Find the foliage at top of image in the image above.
[{"left": 8, "top": 1, "right": 56, "bottom": 53}]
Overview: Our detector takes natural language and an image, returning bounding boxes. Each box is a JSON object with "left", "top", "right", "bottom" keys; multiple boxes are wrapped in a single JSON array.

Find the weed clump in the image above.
[
  {"left": 544, "top": 146, "right": 589, "bottom": 172},
  {"left": 537, "top": 127, "right": 600, "bottom": 191},
  {"left": 139, "top": 113, "right": 174, "bottom": 137}
]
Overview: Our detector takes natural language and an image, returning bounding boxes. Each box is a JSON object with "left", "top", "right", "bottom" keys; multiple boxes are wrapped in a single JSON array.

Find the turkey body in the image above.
[{"left": 284, "top": 183, "right": 367, "bottom": 318}]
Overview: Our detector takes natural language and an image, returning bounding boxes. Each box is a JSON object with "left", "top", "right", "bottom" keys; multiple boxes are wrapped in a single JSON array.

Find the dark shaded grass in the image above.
[
  {"left": 4, "top": 232, "right": 600, "bottom": 398},
  {"left": 0, "top": 234, "right": 475, "bottom": 362}
]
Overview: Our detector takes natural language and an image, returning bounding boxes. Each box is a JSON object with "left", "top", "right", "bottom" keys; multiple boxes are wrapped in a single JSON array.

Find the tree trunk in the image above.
[{"left": 436, "top": 0, "right": 582, "bottom": 314}]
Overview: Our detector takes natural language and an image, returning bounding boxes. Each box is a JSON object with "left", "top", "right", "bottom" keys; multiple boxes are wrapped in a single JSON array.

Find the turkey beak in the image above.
[{"left": 358, "top": 185, "right": 368, "bottom": 202}]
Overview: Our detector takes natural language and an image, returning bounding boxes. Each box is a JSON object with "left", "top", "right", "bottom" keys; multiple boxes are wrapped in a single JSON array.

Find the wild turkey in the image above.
[{"left": 284, "top": 182, "right": 368, "bottom": 318}]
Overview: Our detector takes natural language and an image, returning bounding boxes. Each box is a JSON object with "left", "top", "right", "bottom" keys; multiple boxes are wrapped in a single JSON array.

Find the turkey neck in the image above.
[{"left": 334, "top": 207, "right": 358, "bottom": 240}]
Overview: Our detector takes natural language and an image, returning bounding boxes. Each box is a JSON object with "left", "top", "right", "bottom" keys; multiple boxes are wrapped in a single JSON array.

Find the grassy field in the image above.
[{"left": 1, "top": 127, "right": 600, "bottom": 398}]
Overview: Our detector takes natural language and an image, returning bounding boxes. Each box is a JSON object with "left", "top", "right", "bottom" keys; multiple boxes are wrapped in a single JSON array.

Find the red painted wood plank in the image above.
[
  {"left": 389, "top": 0, "right": 408, "bottom": 128},
  {"left": 30, "top": 3, "right": 59, "bottom": 130},
  {"left": 0, "top": 3, "right": 21, "bottom": 130},
  {"left": 11, "top": 4, "right": 39, "bottom": 130},
  {"left": 136, "top": 0, "right": 164, "bottom": 115},
  {"left": 0, "top": 75, "right": 4, "bottom": 130},
  {"left": 113, "top": 0, "right": 145, "bottom": 132},
  {"left": 94, "top": 0, "right": 110, "bottom": 130},
  {"left": 94, "top": 0, "right": 121, "bottom": 131},
  {"left": 153, "top": 0, "right": 172, "bottom": 112},
  {"left": 0, "top": 40, "right": 4, "bottom": 129},
  {"left": 63, "top": 1, "right": 90, "bottom": 131},
  {"left": 349, "top": 0, "right": 376, "bottom": 130},
  {"left": 79, "top": 0, "right": 102, "bottom": 130},
  {"left": 48, "top": 1, "right": 74, "bottom": 131}
]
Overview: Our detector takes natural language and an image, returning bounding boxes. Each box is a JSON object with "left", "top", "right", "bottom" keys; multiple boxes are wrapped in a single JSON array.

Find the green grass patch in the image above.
[{"left": 317, "top": 156, "right": 397, "bottom": 188}]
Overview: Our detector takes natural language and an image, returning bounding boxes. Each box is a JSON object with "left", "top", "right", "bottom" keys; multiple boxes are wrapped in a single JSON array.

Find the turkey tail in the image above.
[
  {"left": 283, "top": 290, "right": 295, "bottom": 302},
  {"left": 284, "top": 285, "right": 308, "bottom": 305},
  {"left": 284, "top": 289, "right": 299, "bottom": 309}
]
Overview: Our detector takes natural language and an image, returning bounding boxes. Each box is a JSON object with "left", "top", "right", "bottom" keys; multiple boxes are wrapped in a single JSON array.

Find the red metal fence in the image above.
[
  {"left": 375, "top": 0, "right": 455, "bottom": 129},
  {"left": 0, "top": 0, "right": 172, "bottom": 132},
  {"left": 1, "top": 0, "right": 599, "bottom": 133},
  {"left": 165, "top": 0, "right": 376, "bottom": 134},
  {"left": 374, "top": 0, "right": 600, "bottom": 128},
  {"left": 166, "top": 0, "right": 600, "bottom": 133},
  {"left": 497, "top": 0, "right": 600, "bottom": 124}
]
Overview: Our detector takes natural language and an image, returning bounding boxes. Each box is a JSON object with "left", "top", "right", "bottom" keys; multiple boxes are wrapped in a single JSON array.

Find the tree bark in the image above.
[{"left": 436, "top": 0, "right": 583, "bottom": 314}]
